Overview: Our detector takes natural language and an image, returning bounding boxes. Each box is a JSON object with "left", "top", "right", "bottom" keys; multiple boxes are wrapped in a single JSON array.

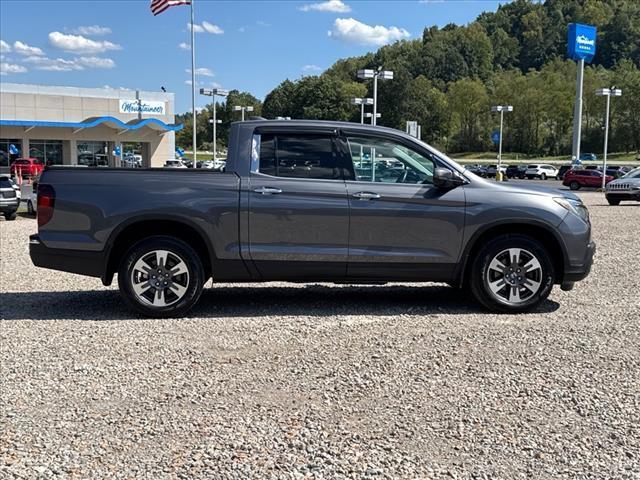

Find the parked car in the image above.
[
  {"left": 556, "top": 165, "right": 572, "bottom": 180},
  {"left": 525, "top": 164, "right": 559, "bottom": 180},
  {"left": 505, "top": 165, "right": 527, "bottom": 179},
  {"left": 486, "top": 164, "right": 507, "bottom": 177},
  {"left": 467, "top": 164, "right": 488, "bottom": 177},
  {"left": 579, "top": 153, "right": 597, "bottom": 161},
  {"left": 562, "top": 169, "right": 613, "bottom": 190},
  {"left": 30, "top": 119, "right": 595, "bottom": 317},
  {"left": 201, "top": 159, "right": 226, "bottom": 171},
  {"left": 164, "top": 159, "right": 187, "bottom": 168},
  {"left": 0, "top": 174, "right": 20, "bottom": 220},
  {"left": 605, "top": 167, "right": 640, "bottom": 205},
  {"left": 10, "top": 157, "right": 45, "bottom": 178}
]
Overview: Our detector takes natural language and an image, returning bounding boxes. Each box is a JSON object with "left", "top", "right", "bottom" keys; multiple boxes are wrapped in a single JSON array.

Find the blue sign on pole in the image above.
[
  {"left": 114, "top": 146, "right": 121, "bottom": 156},
  {"left": 9, "top": 144, "right": 20, "bottom": 155},
  {"left": 491, "top": 130, "right": 501, "bottom": 145},
  {"left": 567, "top": 23, "right": 597, "bottom": 63}
]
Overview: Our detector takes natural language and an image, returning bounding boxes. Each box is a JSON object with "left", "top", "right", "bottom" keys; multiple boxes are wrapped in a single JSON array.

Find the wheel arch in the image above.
[
  {"left": 455, "top": 221, "right": 567, "bottom": 287},
  {"left": 102, "top": 215, "right": 215, "bottom": 286}
]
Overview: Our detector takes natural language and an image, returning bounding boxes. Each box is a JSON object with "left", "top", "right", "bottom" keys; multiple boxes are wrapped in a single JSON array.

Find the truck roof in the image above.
[{"left": 236, "top": 118, "right": 410, "bottom": 136}]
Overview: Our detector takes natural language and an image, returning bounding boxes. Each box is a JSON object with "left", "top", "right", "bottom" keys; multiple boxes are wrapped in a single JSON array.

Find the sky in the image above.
[{"left": 0, "top": 0, "right": 505, "bottom": 113}]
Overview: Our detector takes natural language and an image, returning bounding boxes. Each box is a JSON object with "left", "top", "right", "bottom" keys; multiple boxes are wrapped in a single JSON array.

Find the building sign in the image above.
[
  {"left": 567, "top": 23, "right": 597, "bottom": 63},
  {"left": 119, "top": 99, "right": 166, "bottom": 115}
]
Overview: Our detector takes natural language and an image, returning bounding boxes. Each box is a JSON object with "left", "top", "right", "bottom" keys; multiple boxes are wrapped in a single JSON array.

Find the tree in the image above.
[{"left": 446, "top": 78, "right": 490, "bottom": 152}]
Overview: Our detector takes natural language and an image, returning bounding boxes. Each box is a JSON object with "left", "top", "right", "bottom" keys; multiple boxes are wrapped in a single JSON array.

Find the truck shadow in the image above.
[{"left": 0, "top": 284, "right": 560, "bottom": 321}]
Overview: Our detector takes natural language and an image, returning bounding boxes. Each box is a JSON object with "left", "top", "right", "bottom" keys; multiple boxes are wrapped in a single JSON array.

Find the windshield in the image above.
[{"left": 623, "top": 167, "right": 640, "bottom": 179}]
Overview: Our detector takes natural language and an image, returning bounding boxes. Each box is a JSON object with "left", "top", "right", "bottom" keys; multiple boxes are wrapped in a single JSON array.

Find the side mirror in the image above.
[{"left": 433, "top": 167, "right": 464, "bottom": 189}]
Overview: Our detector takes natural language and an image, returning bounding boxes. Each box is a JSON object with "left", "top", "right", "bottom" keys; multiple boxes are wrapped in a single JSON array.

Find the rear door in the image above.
[
  {"left": 247, "top": 130, "right": 351, "bottom": 280},
  {"left": 341, "top": 132, "right": 466, "bottom": 281}
]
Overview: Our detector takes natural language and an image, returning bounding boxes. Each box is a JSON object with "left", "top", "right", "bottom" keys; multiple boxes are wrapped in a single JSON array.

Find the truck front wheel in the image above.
[
  {"left": 470, "top": 235, "right": 554, "bottom": 313},
  {"left": 118, "top": 236, "right": 205, "bottom": 318}
]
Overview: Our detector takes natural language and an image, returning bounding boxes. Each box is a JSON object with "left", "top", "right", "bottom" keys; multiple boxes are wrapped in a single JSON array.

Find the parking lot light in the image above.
[
  {"left": 357, "top": 68, "right": 393, "bottom": 126},
  {"left": 200, "top": 88, "right": 229, "bottom": 162},
  {"left": 233, "top": 105, "right": 254, "bottom": 122},
  {"left": 490, "top": 105, "right": 513, "bottom": 179},
  {"left": 364, "top": 112, "right": 381, "bottom": 125},
  {"left": 596, "top": 87, "right": 622, "bottom": 190},
  {"left": 351, "top": 97, "right": 374, "bottom": 124}
]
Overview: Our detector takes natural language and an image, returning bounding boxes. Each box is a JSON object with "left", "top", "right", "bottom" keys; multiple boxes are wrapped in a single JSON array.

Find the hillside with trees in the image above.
[{"left": 178, "top": 0, "right": 640, "bottom": 157}]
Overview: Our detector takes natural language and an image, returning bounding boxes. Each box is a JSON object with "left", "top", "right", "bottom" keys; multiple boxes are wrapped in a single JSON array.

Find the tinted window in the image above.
[
  {"left": 258, "top": 134, "right": 276, "bottom": 176},
  {"left": 0, "top": 177, "right": 13, "bottom": 188},
  {"left": 346, "top": 135, "right": 435, "bottom": 185},
  {"left": 259, "top": 134, "right": 341, "bottom": 180}
]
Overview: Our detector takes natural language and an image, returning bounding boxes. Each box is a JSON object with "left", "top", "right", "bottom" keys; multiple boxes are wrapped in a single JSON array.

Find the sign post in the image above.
[{"left": 567, "top": 23, "right": 597, "bottom": 164}]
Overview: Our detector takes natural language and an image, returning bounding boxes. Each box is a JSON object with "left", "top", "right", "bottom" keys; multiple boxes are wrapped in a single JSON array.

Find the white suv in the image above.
[{"left": 525, "top": 164, "right": 558, "bottom": 180}]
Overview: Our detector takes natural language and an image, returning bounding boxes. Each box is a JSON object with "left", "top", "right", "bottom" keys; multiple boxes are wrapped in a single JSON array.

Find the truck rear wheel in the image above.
[
  {"left": 118, "top": 236, "right": 205, "bottom": 318},
  {"left": 470, "top": 235, "right": 554, "bottom": 313}
]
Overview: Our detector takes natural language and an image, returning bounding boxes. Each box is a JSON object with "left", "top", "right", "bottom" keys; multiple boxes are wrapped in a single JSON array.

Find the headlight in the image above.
[{"left": 554, "top": 197, "right": 589, "bottom": 223}]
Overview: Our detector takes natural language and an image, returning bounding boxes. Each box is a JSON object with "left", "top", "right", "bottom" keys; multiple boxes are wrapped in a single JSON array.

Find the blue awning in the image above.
[{"left": 0, "top": 116, "right": 183, "bottom": 132}]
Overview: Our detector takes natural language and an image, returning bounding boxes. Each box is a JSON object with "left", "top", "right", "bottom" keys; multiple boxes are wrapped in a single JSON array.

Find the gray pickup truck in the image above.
[{"left": 30, "top": 120, "right": 595, "bottom": 317}]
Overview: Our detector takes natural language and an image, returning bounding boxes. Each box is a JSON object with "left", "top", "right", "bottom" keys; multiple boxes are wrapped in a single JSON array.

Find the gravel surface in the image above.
[{"left": 1, "top": 191, "right": 639, "bottom": 479}]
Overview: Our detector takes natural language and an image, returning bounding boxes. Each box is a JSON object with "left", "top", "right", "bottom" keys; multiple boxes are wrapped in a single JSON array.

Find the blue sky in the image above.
[{"left": 1, "top": 0, "right": 504, "bottom": 113}]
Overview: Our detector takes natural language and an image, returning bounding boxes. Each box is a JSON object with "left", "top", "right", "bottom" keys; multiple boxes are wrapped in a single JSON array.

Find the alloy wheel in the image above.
[
  {"left": 130, "top": 249, "right": 190, "bottom": 307},
  {"left": 485, "top": 248, "right": 543, "bottom": 305}
]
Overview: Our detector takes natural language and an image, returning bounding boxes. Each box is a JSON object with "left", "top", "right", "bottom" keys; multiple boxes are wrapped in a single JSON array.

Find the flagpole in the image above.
[{"left": 190, "top": 0, "right": 197, "bottom": 167}]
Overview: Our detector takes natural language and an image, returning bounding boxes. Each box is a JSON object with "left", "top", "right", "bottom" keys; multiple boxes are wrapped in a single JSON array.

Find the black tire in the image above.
[
  {"left": 540, "top": 173, "right": 547, "bottom": 180},
  {"left": 27, "top": 200, "right": 35, "bottom": 216},
  {"left": 118, "top": 236, "right": 205, "bottom": 318},
  {"left": 469, "top": 235, "right": 554, "bottom": 313},
  {"left": 606, "top": 198, "right": 620, "bottom": 206},
  {"left": 4, "top": 211, "right": 17, "bottom": 221},
  {"left": 569, "top": 181, "right": 581, "bottom": 191}
]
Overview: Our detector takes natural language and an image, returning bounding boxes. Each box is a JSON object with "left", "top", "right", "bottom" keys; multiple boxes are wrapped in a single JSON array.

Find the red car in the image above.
[
  {"left": 10, "top": 158, "right": 45, "bottom": 178},
  {"left": 563, "top": 169, "right": 613, "bottom": 190}
]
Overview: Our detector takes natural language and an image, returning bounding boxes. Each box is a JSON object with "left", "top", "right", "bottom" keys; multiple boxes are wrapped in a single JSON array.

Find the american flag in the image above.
[{"left": 150, "top": 0, "right": 191, "bottom": 16}]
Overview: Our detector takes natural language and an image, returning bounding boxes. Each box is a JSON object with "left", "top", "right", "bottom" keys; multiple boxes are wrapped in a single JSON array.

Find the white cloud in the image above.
[
  {"left": 72, "top": 25, "right": 112, "bottom": 36},
  {"left": 0, "top": 40, "right": 11, "bottom": 53},
  {"left": 202, "top": 21, "right": 224, "bottom": 34},
  {"left": 186, "top": 67, "right": 214, "bottom": 77},
  {"left": 188, "top": 21, "right": 223, "bottom": 34},
  {"left": 328, "top": 18, "right": 410, "bottom": 46},
  {"left": 300, "top": 0, "right": 351, "bottom": 13},
  {"left": 302, "top": 64, "right": 323, "bottom": 72},
  {"left": 48, "top": 31, "right": 122, "bottom": 54},
  {"left": 256, "top": 20, "right": 271, "bottom": 27},
  {"left": 1, "top": 62, "right": 27, "bottom": 75},
  {"left": 178, "top": 42, "right": 191, "bottom": 50},
  {"left": 13, "top": 41, "right": 45, "bottom": 56},
  {"left": 77, "top": 56, "right": 115, "bottom": 69},
  {"left": 23, "top": 56, "right": 84, "bottom": 71},
  {"left": 23, "top": 55, "right": 115, "bottom": 71}
]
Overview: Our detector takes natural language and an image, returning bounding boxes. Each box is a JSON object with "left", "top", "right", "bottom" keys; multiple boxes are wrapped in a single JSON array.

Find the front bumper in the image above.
[
  {"left": 563, "top": 241, "right": 596, "bottom": 282},
  {"left": 605, "top": 191, "right": 640, "bottom": 201}
]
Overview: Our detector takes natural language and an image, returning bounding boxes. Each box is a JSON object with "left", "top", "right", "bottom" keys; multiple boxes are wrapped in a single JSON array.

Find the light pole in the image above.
[
  {"left": 200, "top": 88, "right": 229, "bottom": 162},
  {"left": 234, "top": 105, "right": 254, "bottom": 121},
  {"left": 364, "top": 112, "right": 381, "bottom": 125},
  {"left": 491, "top": 105, "right": 513, "bottom": 179},
  {"left": 351, "top": 97, "right": 374, "bottom": 124},
  {"left": 357, "top": 68, "right": 393, "bottom": 126},
  {"left": 596, "top": 87, "right": 622, "bottom": 190}
]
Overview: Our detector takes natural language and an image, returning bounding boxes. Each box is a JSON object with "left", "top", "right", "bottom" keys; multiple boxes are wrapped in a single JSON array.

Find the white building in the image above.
[{"left": 0, "top": 83, "right": 182, "bottom": 171}]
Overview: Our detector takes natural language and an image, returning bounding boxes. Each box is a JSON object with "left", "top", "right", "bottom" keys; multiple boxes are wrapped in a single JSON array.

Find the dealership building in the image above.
[{"left": 0, "top": 83, "right": 182, "bottom": 172}]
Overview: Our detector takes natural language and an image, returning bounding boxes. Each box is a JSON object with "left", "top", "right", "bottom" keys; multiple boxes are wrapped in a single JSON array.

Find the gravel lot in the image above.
[{"left": 1, "top": 191, "right": 639, "bottom": 479}]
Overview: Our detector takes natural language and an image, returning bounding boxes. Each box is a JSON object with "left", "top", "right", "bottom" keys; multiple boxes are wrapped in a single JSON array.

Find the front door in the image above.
[
  {"left": 342, "top": 132, "right": 466, "bottom": 281},
  {"left": 248, "top": 131, "right": 350, "bottom": 280}
]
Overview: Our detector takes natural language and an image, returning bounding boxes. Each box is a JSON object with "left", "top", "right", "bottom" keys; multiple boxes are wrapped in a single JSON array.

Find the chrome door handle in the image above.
[
  {"left": 254, "top": 186, "right": 282, "bottom": 195},
  {"left": 352, "top": 191, "right": 381, "bottom": 200}
]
